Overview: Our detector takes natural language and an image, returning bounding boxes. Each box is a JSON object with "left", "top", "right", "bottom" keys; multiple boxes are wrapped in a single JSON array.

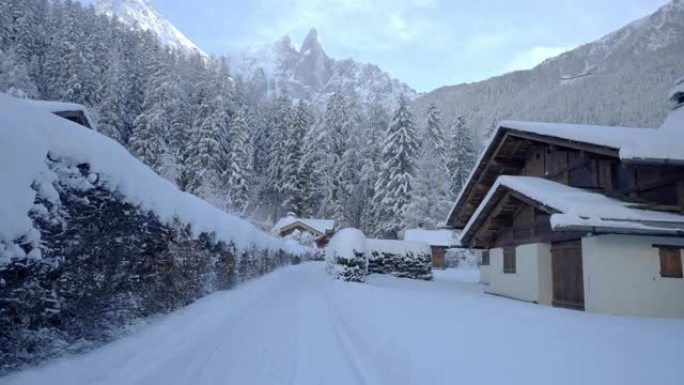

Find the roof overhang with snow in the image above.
[
  {"left": 446, "top": 118, "right": 684, "bottom": 229},
  {"left": 273, "top": 216, "right": 335, "bottom": 237},
  {"left": 22, "top": 99, "right": 96, "bottom": 129},
  {"left": 458, "top": 176, "right": 684, "bottom": 248}
]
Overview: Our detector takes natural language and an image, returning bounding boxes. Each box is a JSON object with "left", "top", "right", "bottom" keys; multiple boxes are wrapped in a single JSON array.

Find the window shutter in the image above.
[{"left": 658, "top": 246, "right": 683, "bottom": 278}]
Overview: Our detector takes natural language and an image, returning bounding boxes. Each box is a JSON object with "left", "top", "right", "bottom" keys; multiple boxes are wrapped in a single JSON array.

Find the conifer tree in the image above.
[
  {"left": 282, "top": 100, "right": 311, "bottom": 215},
  {"left": 373, "top": 95, "right": 419, "bottom": 238},
  {"left": 226, "top": 110, "right": 253, "bottom": 215},
  {"left": 447, "top": 116, "right": 476, "bottom": 198},
  {"left": 405, "top": 103, "right": 450, "bottom": 229}
]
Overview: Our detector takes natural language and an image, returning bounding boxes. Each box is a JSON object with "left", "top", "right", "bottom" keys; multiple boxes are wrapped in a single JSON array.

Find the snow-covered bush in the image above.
[
  {"left": 367, "top": 239, "right": 433, "bottom": 280},
  {"left": 325, "top": 228, "right": 368, "bottom": 282},
  {"left": 445, "top": 248, "right": 479, "bottom": 268},
  {"left": 325, "top": 229, "right": 433, "bottom": 281}
]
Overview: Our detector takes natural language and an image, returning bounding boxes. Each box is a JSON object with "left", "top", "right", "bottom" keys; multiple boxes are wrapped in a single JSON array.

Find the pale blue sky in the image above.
[{"left": 88, "top": 0, "right": 670, "bottom": 92}]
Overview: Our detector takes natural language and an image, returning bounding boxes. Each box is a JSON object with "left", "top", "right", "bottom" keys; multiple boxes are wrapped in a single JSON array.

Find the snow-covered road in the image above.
[{"left": 4, "top": 262, "right": 684, "bottom": 385}]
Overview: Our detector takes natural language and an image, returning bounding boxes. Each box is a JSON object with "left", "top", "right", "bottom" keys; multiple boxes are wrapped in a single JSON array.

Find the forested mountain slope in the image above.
[{"left": 413, "top": 0, "right": 684, "bottom": 141}]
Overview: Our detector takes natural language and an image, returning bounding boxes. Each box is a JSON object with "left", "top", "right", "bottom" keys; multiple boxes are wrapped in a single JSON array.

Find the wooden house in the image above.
[
  {"left": 447, "top": 82, "right": 684, "bottom": 317},
  {"left": 272, "top": 213, "right": 335, "bottom": 249},
  {"left": 403, "top": 229, "right": 455, "bottom": 268},
  {"left": 24, "top": 99, "right": 95, "bottom": 129}
]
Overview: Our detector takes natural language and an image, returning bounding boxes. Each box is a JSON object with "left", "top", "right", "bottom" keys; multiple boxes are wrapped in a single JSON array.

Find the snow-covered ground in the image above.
[{"left": 4, "top": 263, "right": 683, "bottom": 385}]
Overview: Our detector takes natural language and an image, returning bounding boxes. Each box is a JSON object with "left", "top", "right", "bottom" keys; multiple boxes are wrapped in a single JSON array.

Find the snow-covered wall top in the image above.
[{"left": 0, "top": 93, "right": 306, "bottom": 263}]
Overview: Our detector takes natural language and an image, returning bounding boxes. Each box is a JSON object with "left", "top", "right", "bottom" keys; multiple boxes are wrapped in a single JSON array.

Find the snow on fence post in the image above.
[{"left": 325, "top": 228, "right": 368, "bottom": 282}]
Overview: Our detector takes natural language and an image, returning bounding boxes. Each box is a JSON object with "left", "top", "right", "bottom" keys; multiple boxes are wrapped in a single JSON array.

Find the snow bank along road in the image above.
[{"left": 4, "top": 262, "right": 683, "bottom": 385}]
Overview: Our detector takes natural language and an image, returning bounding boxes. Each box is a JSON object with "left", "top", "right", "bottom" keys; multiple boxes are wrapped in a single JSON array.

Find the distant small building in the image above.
[
  {"left": 404, "top": 229, "right": 455, "bottom": 268},
  {"left": 272, "top": 213, "right": 335, "bottom": 248},
  {"left": 23, "top": 99, "right": 95, "bottom": 129}
]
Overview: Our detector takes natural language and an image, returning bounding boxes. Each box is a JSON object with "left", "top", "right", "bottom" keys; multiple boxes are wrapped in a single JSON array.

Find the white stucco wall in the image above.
[
  {"left": 487, "top": 244, "right": 552, "bottom": 304},
  {"left": 582, "top": 235, "right": 684, "bottom": 318},
  {"left": 479, "top": 264, "right": 490, "bottom": 285}
]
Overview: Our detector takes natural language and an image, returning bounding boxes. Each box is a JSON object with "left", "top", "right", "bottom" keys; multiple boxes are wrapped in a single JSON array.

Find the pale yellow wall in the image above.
[
  {"left": 487, "top": 244, "right": 552, "bottom": 304},
  {"left": 479, "top": 264, "right": 490, "bottom": 285},
  {"left": 582, "top": 235, "right": 684, "bottom": 318}
]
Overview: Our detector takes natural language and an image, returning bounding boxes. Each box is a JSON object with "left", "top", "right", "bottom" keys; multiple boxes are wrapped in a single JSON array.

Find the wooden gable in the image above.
[
  {"left": 462, "top": 186, "right": 580, "bottom": 249},
  {"left": 448, "top": 127, "right": 684, "bottom": 230}
]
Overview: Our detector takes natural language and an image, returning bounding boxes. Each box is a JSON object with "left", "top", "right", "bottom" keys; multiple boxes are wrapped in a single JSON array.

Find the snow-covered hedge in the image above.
[
  {"left": 367, "top": 239, "right": 433, "bottom": 280},
  {"left": 0, "top": 94, "right": 312, "bottom": 373},
  {"left": 326, "top": 229, "right": 432, "bottom": 282},
  {"left": 325, "top": 228, "right": 368, "bottom": 282}
]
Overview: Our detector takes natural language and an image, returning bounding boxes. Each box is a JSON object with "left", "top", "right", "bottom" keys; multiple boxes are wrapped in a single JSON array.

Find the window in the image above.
[
  {"left": 657, "top": 246, "right": 683, "bottom": 278},
  {"left": 481, "top": 250, "right": 490, "bottom": 266},
  {"left": 612, "top": 163, "right": 630, "bottom": 191},
  {"left": 503, "top": 247, "right": 516, "bottom": 274}
]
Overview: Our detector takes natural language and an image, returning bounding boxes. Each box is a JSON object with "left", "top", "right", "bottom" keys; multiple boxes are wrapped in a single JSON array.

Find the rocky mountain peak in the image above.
[{"left": 300, "top": 28, "right": 321, "bottom": 53}]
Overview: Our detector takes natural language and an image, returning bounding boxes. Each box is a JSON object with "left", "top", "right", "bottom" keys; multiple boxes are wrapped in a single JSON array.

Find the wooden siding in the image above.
[
  {"left": 431, "top": 246, "right": 446, "bottom": 269},
  {"left": 551, "top": 240, "right": 585, "bottom": 310},
  {"left": 448, "top": 129, "right": 684, "bottom": 230}
]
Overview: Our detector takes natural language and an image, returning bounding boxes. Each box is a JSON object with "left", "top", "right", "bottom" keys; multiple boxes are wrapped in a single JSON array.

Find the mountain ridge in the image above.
[
  {"left": 413, "top": 0, "right": 684, "bottom": 141},
  {"left": 227, "top": 27, "right": 418, "bottom": 108},
  {"left": 93, "top": 0, "right": 206, "bottom": 55}
]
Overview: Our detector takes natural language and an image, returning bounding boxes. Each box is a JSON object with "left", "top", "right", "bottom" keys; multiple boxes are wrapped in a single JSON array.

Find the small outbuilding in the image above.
[
  {"left": 403, "top": 229, "right": 455, "bottom": 268},
  {"left": 272, "top": 213, "right": 335, "bottom": 248}
]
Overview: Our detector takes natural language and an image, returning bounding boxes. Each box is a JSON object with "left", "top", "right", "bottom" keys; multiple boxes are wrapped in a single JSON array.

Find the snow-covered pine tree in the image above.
[
  {"left": 360, "top": 93, "right": 389, "bottom": 233},
  {"left": 298, "top": 123, "right": 323, "bottom": 218},
  {"left": 340, "top": 96, "right": 365, "bottom": 228},
  {"left": 447, "top": 116, "right": 476, "bottom": 198},
  {"left": 373, "top": 94, "right": 419, "bottom": 238},
  {"left": 130, "top": 48, "right": 179, "bottom": 180},
  {"left": 281, "top": 100, "right": 311, "bottom": 215},
  {"left": 96, "top": 43, "right": 129, "bottom": 142},
  {"left": 405, "top": 103, "right": 451, "bottom": 229},
  {"left": 321, "top": 91, "right": 348, "bottom": 226},
  {"left": 0, "top": 47, "right": 38, "bottom": 98},
  {"left": 225, "top": 109, "right": 253, "bottom": 215},
  {"left": 267, "top": 92, "right": 293, "bottom": 217},
  {"left": 186, "top": 90, "right": 230, "bottom": 205}
]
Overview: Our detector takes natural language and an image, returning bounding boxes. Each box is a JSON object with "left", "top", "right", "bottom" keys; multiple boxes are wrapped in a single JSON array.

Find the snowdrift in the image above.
[
  {"left": 326, "top": 229, "right": 432, "bottom": 282},
  {"left": 0, "top": 93, "right": 311, "bottom": 373}
]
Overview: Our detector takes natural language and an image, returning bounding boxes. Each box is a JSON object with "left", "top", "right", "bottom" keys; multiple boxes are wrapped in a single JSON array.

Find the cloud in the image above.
[{"left": 504, "top": 45, "right": 575, "bottom": 72}]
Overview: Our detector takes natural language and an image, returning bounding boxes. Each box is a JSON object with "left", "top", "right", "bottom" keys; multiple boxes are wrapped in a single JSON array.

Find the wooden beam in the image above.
[{"left": 507, "top": 130, "right": 619, "bottom": 158}]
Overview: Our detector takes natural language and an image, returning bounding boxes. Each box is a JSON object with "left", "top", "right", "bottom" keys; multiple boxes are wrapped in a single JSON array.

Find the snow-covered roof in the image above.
[
  {"left": 446, "top": 108, "right": 684, "bottom": 228},
  {"left": 459, "top": 176, "right": 684, "bottom": 245},
  {"left": 22, "top": 99, "right": 96, "bottom": 129},
  {"left": 497, "top": 120, "right": 684, "bottom": 164},
  {"left": 403, "top": 229, "right": 455, "bottom": 247},
  {"left": 0, "top": 93, "right": 306, "bottom": 263},
  {"left": 272, "top": 215, "right": 335, "bottom": 236}
]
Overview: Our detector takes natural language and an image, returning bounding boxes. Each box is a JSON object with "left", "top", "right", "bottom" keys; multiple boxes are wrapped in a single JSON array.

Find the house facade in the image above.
[
  {"left": 272, "top": 213, "right": 336, "bottom": 249},
  {"left": 448, "top": 83, "right": 684, "bottom": 317}
]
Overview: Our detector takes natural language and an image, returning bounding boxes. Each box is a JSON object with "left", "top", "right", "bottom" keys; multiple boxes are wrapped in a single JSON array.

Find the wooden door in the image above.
[
  {"left": 551, "top": 240, "right": 585, "bottom": 310},
  {"left": 432, "top": 247, "right": 446, "bottom": 269}
]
